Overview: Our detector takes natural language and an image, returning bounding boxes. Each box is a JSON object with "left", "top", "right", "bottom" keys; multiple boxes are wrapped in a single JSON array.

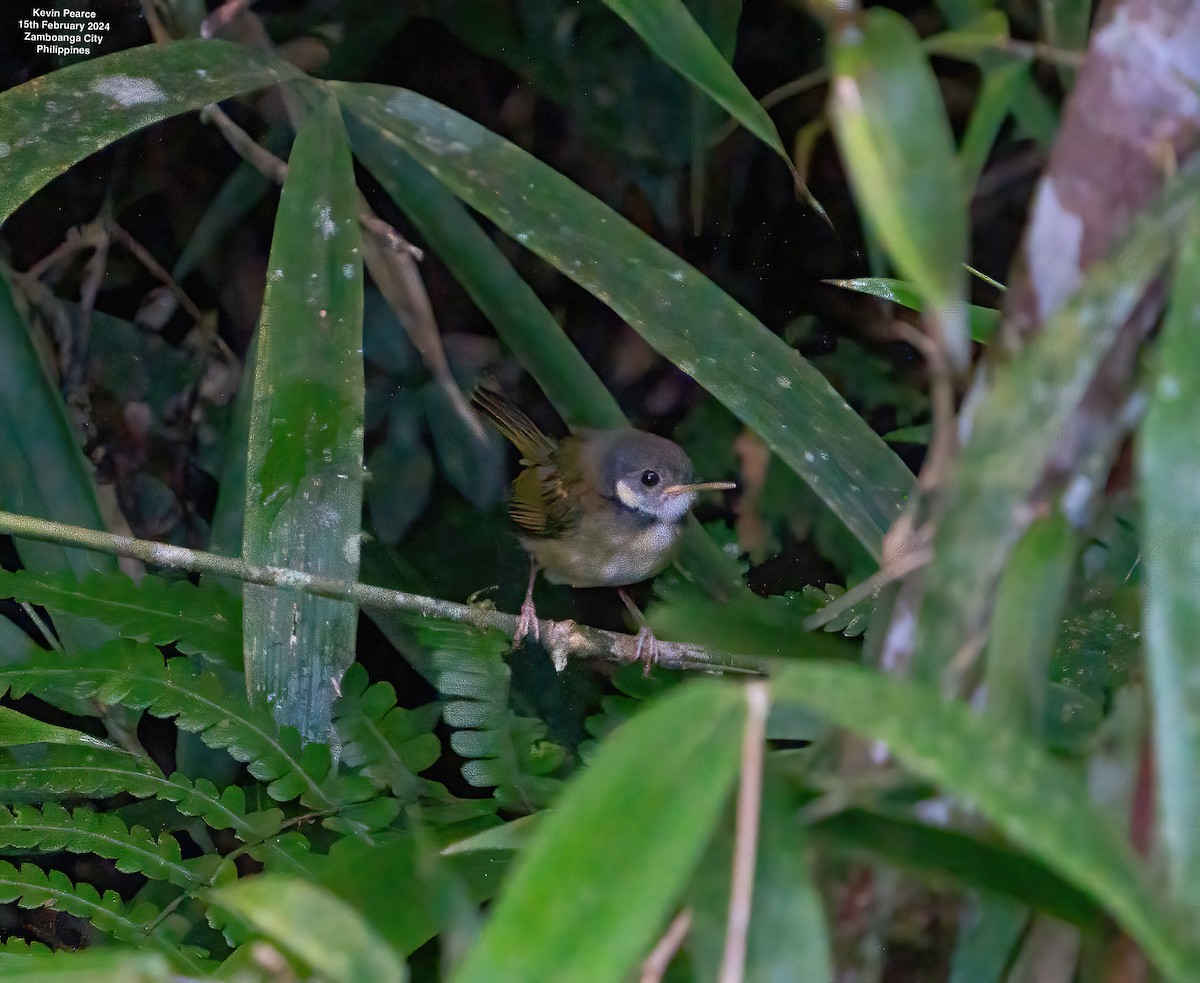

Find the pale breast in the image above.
[{"left": 522, "top": 516, "right": 684, "bottom": 588}]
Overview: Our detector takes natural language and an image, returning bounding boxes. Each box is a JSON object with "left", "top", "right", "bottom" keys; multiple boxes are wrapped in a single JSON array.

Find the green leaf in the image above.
[
  {"left": 0, "top": 861, "right": 197, "bottom": 969},
  {"left": 242, "top": 94, "right": 365, "bottom": 741},
  {"left": 452, "top": 681, "right": 745, "bottom": 983},
  {"left": 0, "top": 948, "right": 173, "bottom": 982},
  {"left": 949, "top": 894, "right": 1028, "bottom": 983},
  {"left": 1139, "top": 210, "right": 1200, "bottom": 909},
  {"left": 959, "top": 61, "right": 1029, "bottom": 192},
  {"left": 600, "top": 0, "right": 820, "bottom": 213},
  {"left": 344, "top": 118, "right": 624, "bottom": 430},
  {"left": 829, "top": 8, "right": 970, "bottom": 368},
  {"left": 0, "top": 707, "right": 113, "bottom": 749},
  {"left": 0, "top": 742, "right": 285, "bottom": 846},
  {"left": 984, "top": 515, "right": 1075, "bottom": 736},
  {"left": 335, "top": 83, "right": 912, "bottom": 560},
  {"left": 210, "top": 876, "right": 406, "bottom": 983},
  {"left": 0, "top": 272, "right": 116, "bottom": 584},
  {"left": 0, "top": 803, "right": 199, "bottom": 889},
  {"left": 0, "top": 570, "right": 240, "bottom": 666},
  {"left": 811, "top": 808, "right": 1101, "bottom": 927},
  {"left": 825, "top": 277, "right": 999, "bottom": 343},
  {"left": 913, "top": 161, "right": 1200, "bottom": 684},
  {"left": 332, "top": 663, "right": 441, "bottom": 801},
  {"left": 687, "top": 772, "right": 832, "bottom": 982},
  {"left": 0, "top": 39, "right": 294, "bottom": 227},
  {"left": 412, "top": 619, "right": 562, "bottom": 812},
  {"left": 0, "top": 641, "right": 338, "bottom": 808},
  {"left": 312, "top": 833, "right": 506, "bottom": 959},
  {"left": 771, "top": 661, "right": 1199, "bottom": 980}
]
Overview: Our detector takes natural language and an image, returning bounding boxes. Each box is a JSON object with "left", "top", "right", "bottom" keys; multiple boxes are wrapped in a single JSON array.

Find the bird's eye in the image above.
[{"left": 640, "top": 470, "right": 660, "bottom": 487}]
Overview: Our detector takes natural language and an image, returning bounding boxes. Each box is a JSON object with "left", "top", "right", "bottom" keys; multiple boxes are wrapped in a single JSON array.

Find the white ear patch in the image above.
[{"left": 615, "top": 479, "right": 643, "bottom": 510}]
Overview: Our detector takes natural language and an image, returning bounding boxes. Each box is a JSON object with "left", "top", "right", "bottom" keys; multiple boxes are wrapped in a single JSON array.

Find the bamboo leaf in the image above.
[
  {"left": 771, "top": 661, "right": 1198, "bottom": 980},
  {"left": 1139, "top": 211, "right": 1200, "bottom": 909},
  {"left": 600, "top": 0, "right": 821, "bottom": 213},
  {"left": 0, "top": 949, "right": 173, "bottom": 982},
  {"left": 335, "top": 83, "right": 912, "bottom": 560},
  {"left": 825, "top": 277, "right": 999, "bottom": 343},
  {"left": 242, "top": 94, "right": 364, "bottom": 741},
  {"left": 0, "top": 272, "right": 116, "bottom": 585},
  {"left": 0, "top": 39, "right": 293, "bottom": 227},
  {"left": 452, "top": 681, "right": 745, "bottom": 983},
  {"left": 829, "top": 8, "right": 970, "bottom": 368},
  {"left": 984, "top": 515, "right": 1075, "bottom": 735},
  {"left": 914, "top": 162, "right": 1200, "bottom": 683},
  {"left": 210, "top": 876, "right": 406, "bottom": 983},
  {"left": 344, "top": 119, "right": 624, "bottom": 429}
]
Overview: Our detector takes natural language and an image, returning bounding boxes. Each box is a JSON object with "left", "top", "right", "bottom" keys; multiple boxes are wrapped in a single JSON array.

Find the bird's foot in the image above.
[
  {"left": 513, "top": 594, "right": 541, "bottom": 649},
  {"left": 634, "top": 625, "right": 660, "bottom": 677}
]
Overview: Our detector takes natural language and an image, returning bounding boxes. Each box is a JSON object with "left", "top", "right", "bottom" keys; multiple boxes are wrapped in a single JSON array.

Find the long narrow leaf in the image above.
[
  {"left": 0, "top": 39, "right": 293, "bottom": 227},
  {"left": 771, "top": 661, "right": 1198, "bottom": 980},
  {"left": 335, "top": 83, "right": 912, "bottom": 559},
  {"left": 452, "top": 681, "right": 745, "bottom": 983},
  {"left": 601, "top": 0, "right": 819, "bottom": 210},
  {"left": 829, "top": 8, "right": 969, "bottom": 369},
  {"left": 242, "top": 95, "right": 365, "bottom": 740},
  {"left": 914, "top": 162, "right": 1200, "bottom": 682},
  {"left": 1139, "top": 212, "right": 1200, "bottom": 908}
]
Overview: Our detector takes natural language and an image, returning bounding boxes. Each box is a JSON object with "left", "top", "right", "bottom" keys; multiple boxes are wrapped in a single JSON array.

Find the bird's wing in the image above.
[{"left": 509, "top": 440, "right": 584, "bottom": 539}]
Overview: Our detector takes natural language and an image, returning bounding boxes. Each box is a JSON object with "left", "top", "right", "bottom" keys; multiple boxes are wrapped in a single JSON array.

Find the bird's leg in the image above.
[
  {"left": 513, "top": 560, "right": 541, "bottom": 648},
  {"left": 618, "top": 589, "right": 659, "bottom": 676}
]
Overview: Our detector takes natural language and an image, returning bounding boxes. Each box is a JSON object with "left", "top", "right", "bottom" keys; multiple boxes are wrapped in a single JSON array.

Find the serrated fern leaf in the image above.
[
  {"left": 408, "top": 618, "right": 562, "bottom": 812},
  {"left": 0, "top": 803, "right": 199, "bottom": 888},
  {"left": 0, "top": 860, "right": 202, "bottom": 969},
  {"left": 0, "top": 569, "right": 241, "bottom": 664},
  {"left": 333, "top": 663, "right": 441, "bottom": 800},
  {"left": 0, "top": 744, "right": 286, "bottom": 846},
  {"left": 0, "top": 641, "right": 337, "bottom": 807}
]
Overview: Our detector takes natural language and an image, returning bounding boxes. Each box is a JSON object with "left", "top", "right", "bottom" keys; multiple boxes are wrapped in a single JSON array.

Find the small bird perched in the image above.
[{"left": 472, "top": 387, "right": 736, "bottom": 656}]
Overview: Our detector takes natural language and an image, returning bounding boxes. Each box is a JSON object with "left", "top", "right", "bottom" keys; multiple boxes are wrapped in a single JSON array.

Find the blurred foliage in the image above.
[{"left": 0, "top": 0, "right": 1198, "bottom": 981}]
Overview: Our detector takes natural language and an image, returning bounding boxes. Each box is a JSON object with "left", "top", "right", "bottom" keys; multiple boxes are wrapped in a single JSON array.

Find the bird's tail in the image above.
[{"left": 470, "top": 386, "right": 558, "bottom": 464}]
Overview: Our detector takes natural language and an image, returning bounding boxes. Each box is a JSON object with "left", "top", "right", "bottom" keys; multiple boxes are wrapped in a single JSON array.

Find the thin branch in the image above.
[
  {"left": 0, "top": 510, "right": 766, "bottom": 675},
  {"left": 641, "top": 908, "right": 693, "bottom": 983},
  {"left": 108, "top": 222, "right": 207, "bottom": 324},
  {"left": 719, "top": 681, "right": 771, "bottom": 983}
]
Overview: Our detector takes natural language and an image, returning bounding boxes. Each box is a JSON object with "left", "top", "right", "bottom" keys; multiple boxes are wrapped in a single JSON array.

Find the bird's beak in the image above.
[{"left": 662, "top": 480, "right": 737, "bottom": 497}]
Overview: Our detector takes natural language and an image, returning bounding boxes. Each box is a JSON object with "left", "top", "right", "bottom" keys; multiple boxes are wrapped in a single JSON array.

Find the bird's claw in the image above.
[
  {"left": 634, "top": 626, "right": 660, "bottom": 677},
  {"left": 513, "top": 595, "right": 540, "bottom": 649}
]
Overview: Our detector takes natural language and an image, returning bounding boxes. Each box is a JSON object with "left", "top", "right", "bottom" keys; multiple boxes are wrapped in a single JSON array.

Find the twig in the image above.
[
  {"left": 200, "top": 103, "right": 485, "bottom": 445},
  {"left": 0, "top": 509, "right": 767, "bottom": 675},
  {"left": 108, "top": 222, "right": 207, "bottom": 324},
  {"left": 641, "top": 908, "right": 693, "bottom": 983},
  {"left": 718, "top": 682, "right": 771, "bottom": 983}
]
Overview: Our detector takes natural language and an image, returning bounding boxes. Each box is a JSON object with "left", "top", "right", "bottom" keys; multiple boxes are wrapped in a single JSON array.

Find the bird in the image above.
[{"left": 471, "top": 387, "right": 736, "bottom": 661}]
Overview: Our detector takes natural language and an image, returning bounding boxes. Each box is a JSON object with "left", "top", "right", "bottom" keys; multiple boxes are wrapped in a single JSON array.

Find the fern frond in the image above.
[
  {"left": 0, "top": 641, "right": 338, "bottom": 807},
  {"left": 0, "top": 860, "right": 205, "bottom": 970},
  {"left": 0, "top": 569, "right": 241, "bottom": 664},
  {"left": 0, "top": 803, "right": 200, "bottom": 888},
  {"left": 0, "top": 744, "right": 285, "bottom": 844},
  {"left": 408, "top": 619, "right": 563, "bottom": 812},
  {"left": 333, "top": 663, "right": 441, "bottom": 800}
]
